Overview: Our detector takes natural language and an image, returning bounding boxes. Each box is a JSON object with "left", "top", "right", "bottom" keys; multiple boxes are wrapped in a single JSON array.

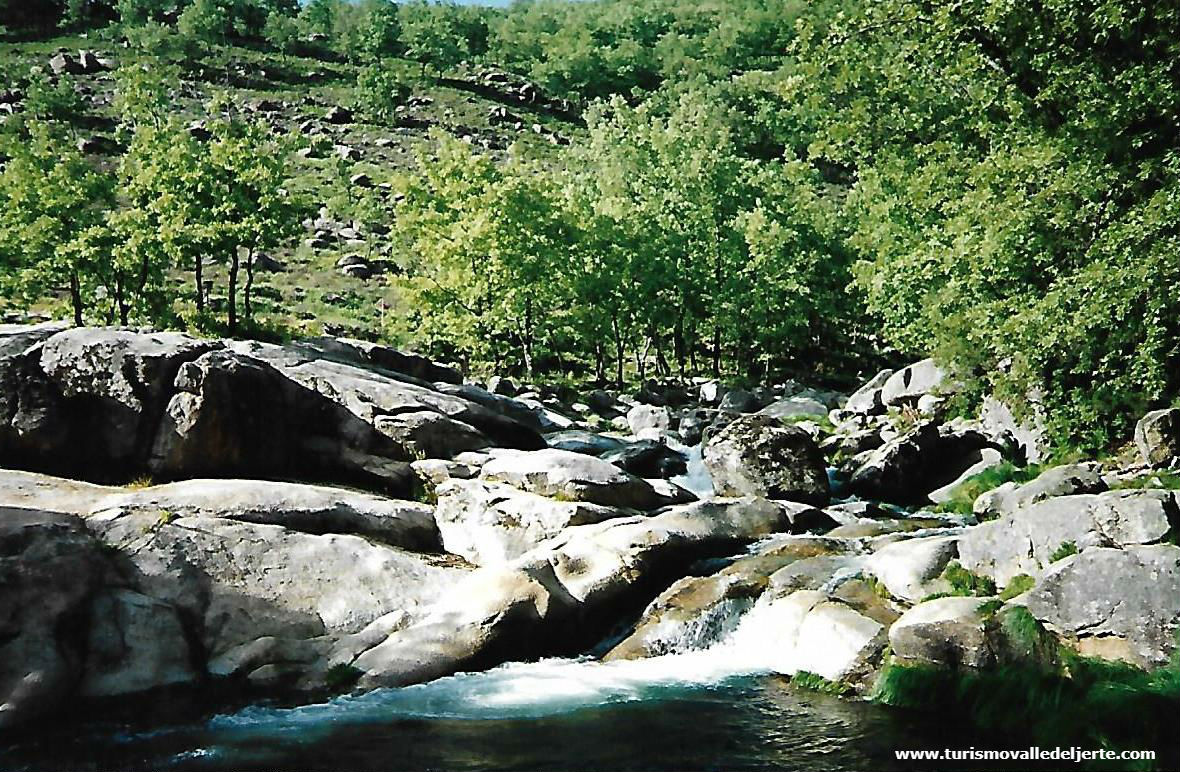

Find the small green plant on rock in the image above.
[
  {"left": 999, "top": 574, "right": 1035, "bottom": 601},
  {"left": 942, "top": 561, "right": 996, "bottom": 597},
  {"left": 791, "top": 670, "right": 851, "bottom": 696},
  {"left": 1049, "top": 542, "right": 1078, "bottom": 563}
]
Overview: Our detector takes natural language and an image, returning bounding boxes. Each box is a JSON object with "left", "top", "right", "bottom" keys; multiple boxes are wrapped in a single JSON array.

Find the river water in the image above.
[{"left": 2, "top": 590, "right": 990, "bottom": 772}]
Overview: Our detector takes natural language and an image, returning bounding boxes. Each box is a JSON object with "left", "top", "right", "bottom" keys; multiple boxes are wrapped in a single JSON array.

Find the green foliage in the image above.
[
  {"left": 790, "top": 670, "right": 852, "bottom": 696},
  {"left": 933, "top": 461, "right": 1044, "bottom": 516},
  {"left": 1050, "top": 541, "right": 1079, "bottom": 563},
  {"left": 0, "top": 121, "right": 115, "bottom": 325},
  {"left": 118, "top": 93, "right": 303, "bottom": 332},
  {"left": 263, "top": 10, "right": 300, "bottom": 59},
  {"left": 397, "top": 0, "right": 488, "bottom": 76},
  {"left": 777, "top": 0, "right": 1180, "bottom": 451},
  {"left": 486, "top": 0, "right": 822, "bottom": 101},
  {"left": 390, "top": 130, "right": 573, "bottom": 374},
  {"left": 940, "top": 561, "right": 996, "bottom": 598},
  {"left": 177, "top": 0, "right": 229, "bottom": 50},
  {"left": 323, "top": 663, "right": 363, "bottom": 690},
  {"left": 999, "top": 574, "right": 1035, "bottom": 602},
  {"left": 389, "top": 88, "right": 857, "bottom": 382},
  {"left": 20, "top": 67, "right": 85, "bottom": 124},
  {"left": 874, "top": 624, "right": 1180, "bottom": 770},
  {"left": 355, "top": 61, "right": 410, "bottom": 123}
]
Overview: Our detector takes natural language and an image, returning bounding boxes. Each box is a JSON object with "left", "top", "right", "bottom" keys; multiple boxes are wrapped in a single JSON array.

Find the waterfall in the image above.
[
  {"left": 197, "top": 590, "right": 795, "bottom": 741},
  {"left": 669, "top": 441, "right": 714, "bottom": 500}
]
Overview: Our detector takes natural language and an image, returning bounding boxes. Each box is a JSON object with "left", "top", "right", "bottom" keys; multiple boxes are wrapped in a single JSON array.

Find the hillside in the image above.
[{"left": 0, "top": 31, "right": 577, "bottom": 342}]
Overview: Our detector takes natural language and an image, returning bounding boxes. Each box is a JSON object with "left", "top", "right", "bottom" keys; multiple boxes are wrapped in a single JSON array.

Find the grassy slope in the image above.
[{"left": 0, "top": 31, "right": 578, "bottom": 342}]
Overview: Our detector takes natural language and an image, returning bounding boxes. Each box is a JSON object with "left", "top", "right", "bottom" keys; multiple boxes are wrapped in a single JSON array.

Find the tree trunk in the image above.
[
  {"left": 69, "top": 272, "right": 83, "bottom": 327},
  {"left": 195, "top": 256, "right": 205, "bottom": 313},
  {"left": 244, "top": 248, "right": 255, "bottom": 324},
  {"left": 712, "top": 325, "right": 722, "bottom": 378},
  {"left": 611, "top": 315, "right": 624, "bottom": 388},
  {"left": 227, "top": 248, "right": 239, "bottom": 333}
]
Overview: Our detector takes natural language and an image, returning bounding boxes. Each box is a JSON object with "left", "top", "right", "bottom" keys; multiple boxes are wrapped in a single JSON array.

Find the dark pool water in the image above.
[{"left": 0, "top": 658, "right": 1044, "bottom": 772}]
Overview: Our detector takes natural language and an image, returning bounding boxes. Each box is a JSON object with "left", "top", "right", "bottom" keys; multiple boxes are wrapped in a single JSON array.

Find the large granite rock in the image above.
[
  {"left": 848, "top": 423, "right": 999, "bottom": 505},
  {"left": 90, "top": 511, "right": 469, "bottom": 659},
  {"left": 865, "top": 534, "right": 960, "bottom": 603},
  {"left": 544, "top": 430, "right": 627, "bottom": 456},
  {"left": 79, "top": 589, "right": 197, "bottom": 697},
  {"left": 844, "top": 369, "right": 893, "bottom": 415},
  {"left": 880, "top": 358, "right": 947, "bottom": 407},
  {"left": 0, "top": 508, "right": 107, "bottom": 728},
  {"left": 480, "top": 448, "right": 686, "bottom": 509},
  {"left": 1135, "top": 408, "right": 1180, "bottom": 468},
  {"left": 888, "top": 596, "right": 996, "bottom": 669},
  {"left": 703, "top": 415, "right": 829, "bottom": 505},
  {"left": 601, "top": 439, "right": 687, "bottom": 478},
  {"left": 150, "top": 350, "right": 416, "bottom": 492},
  {"left": 747, "top": 590, "right": 888, "bottom": 683},
  {"left": 95, "top": 478, "right": 440, "bottom": 550},
  {"left": 433, "top": 479, "right": 628, "bottom": 565},
  {"left": 229, "top": 340, "right": 543, "bottom": 453},
  {"left": 1, "top": 326, "right": 540, "bottom": 492},
  {"left": 973, "top": 463, "right": 1106, "bottom": 519},
  {"left": 0, "top": 327, "right": 218, "bottom": 480},
  {"left": 958, "top": 490, "right": 1177, "bottom": 588},
  {"left": 1022, "top": 546, "right": 1180, "bottom": 668}
]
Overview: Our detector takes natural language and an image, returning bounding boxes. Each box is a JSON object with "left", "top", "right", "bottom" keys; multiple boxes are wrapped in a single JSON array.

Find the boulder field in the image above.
[{"left": 3, "top": 323, "right": 1180, "bottom": 729}]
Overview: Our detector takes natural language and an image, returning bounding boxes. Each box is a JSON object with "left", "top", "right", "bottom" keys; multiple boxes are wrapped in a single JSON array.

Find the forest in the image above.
[{"left": 1, "top": 0, "right": 1178, "bottom": 454}]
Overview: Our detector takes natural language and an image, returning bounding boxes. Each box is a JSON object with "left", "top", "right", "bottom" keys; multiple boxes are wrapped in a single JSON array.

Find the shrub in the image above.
[{"left": 1049, "top": 542, "right": 1079, "bottom": 563}]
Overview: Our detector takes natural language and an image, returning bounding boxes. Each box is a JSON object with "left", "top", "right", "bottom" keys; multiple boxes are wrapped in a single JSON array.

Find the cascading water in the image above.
[{"left": 668, "top": 441, "right": 713, "bottom": 500}]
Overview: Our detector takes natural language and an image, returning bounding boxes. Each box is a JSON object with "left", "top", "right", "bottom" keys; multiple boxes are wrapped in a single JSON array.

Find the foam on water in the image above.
[
  {"left": 204, "top": 589, "right": 790, "bottom": 742},
  {"left": 669, "top": 441, "right": 713, "bottom": 499}
]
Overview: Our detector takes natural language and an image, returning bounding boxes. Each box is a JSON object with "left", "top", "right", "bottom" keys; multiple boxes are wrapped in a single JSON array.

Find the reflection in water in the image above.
[{"left": 1, "top": 674, "right": 942, "bottom": 772}]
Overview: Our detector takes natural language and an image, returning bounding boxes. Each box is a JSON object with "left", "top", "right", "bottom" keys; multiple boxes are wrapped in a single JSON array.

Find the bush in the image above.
[{"left": 355, "top": 61, "right": 411, "bottom": 123}]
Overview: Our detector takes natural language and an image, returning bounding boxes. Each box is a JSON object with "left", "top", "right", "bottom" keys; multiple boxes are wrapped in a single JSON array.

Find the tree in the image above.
[
  {"left": 390, "top": 132, "right": 572, "bottom": 374},
  {"left": 0, "top": 121, "right": 115, "bottom": 326},
  {"left": 355, "top": 62, "right": 410, "bottom": 124},
  {"left": 178, "top": 0, "right": 229, "bottom": 54},
  {"left": 355, "top": 0, "right": 402, "bottom": 62},
  {"left": 263, "top": 10, "right": 300, "bottom": 61},
  {"left": 119, "top": 95, "right": 301, "bottom": 333},
  {"left": 398, "top": 0, "right": 467, "bottom": 76}
]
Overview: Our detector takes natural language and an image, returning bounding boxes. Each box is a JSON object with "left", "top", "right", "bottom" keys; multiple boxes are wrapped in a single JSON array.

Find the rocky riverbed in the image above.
[{"left": 3, "top": 322, "right": 1180, "bottom": 746}]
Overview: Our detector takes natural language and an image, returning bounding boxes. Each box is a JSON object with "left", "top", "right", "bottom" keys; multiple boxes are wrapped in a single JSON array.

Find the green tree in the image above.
[
  {"left": 390, "top": 132, "right": 572, "bottom": 374},
  {"left": 0, "top": 121, "right": 115, "bottom": 326},
  {"left": 355, "top": 62, "right": 410, "bottom": 124},
  {"left": 263, "top": 10, "right": 300, "bottom": 61}
]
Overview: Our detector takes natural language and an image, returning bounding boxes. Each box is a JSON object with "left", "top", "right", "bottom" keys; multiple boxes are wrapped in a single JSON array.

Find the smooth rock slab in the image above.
[
  {"left": 91, "top": 512, "right": 469, "bottom": 658},
  {"left": 434, "top": 478, "right": 628, "bottom": 565},
  {"left": 972, "top": 463, "right": 1106, "bottom": 519},
  {"left": 93, "top": 478, "right": 440, "bottom": 551},
  {"left": 865, "top": 534, "right": 960, "bottom": 603},
  {"left": 0, "top": 508, "right": 107, "bottom": 729},
  {"left": 481, "top": 448, "right": 677, "bottom": 510},
  {"left": 79, "top": 589, "right": 197, "bottom": 697}
]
